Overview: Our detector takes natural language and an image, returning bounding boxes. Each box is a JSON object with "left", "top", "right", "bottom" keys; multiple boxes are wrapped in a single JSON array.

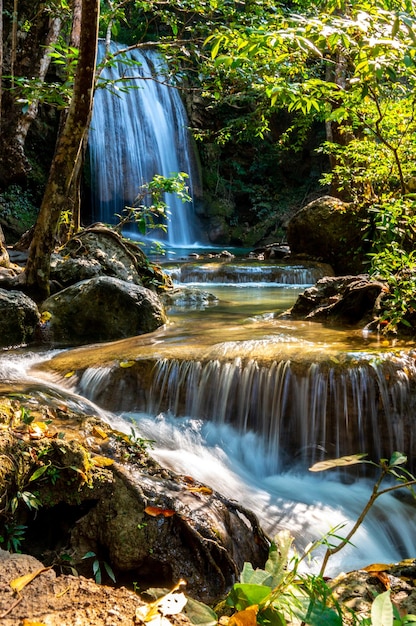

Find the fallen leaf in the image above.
[
  {"left": 119, "top": 360, "right": 136, "bottom": 368},
  {"left": 92, "top": 425, "right": 109, "bottom": 440},
  {"left": 91, "top": 455, "right": 114, "bottom": 467},
  {"left": 64, "top": 371, "right": 75, "bottom": 378},
  {"left": 10, "top": 567, "right": 51, "bottom": 593},
  {"left": 29, "top": 422, "right": 49, "bottom": 439},
  {"left": 22, "top": 621, "right": 47, "bottom": 626},
  {"left": 229, "top": 605, "right": 259, "bottom": 626},
  {"left": 186, "top": 486, "right": 213, "bottom": 495},
  {"left": 363, "top": 563, "right": 391, "bottom": 572},
  {"left": 309, "top": 453, "right": 368, "bottom": 472},
  {"left": 145, "top": 506, "right": 175, "bottom": 518}
]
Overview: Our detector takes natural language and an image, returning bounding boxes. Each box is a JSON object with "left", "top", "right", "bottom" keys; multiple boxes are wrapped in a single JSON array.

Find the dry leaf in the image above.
[
  {"left": 92, "top": 425, "right": 109, "bottom": 440},
  {"left": 29, "top": 422, "right": 49, "bottom": 439},
  {"left": 145, "top": 506, "right": 175, "bottom": 517},
  {"left": 229, "top": 605, "right": 259, "bottom": 626},
  {"left": 119, "top": 360, "right": 136, "bottom": 368},
  {"left": 363, "top": 563, "right": 391, "bottom": 572},
  {"left": 91, "top": 455, "right": 114, "bottom": 467},
  {"left": 22, "top": 621, "right": 47, "bottom": 626},
  {"left": 136, "top": 581, "right": 187, "bottom": 625},
  {"left": 10, "top": 567, "right": 51, "bottom": 593},
  {"left": 186, "top": 486, "right": 213, "bottom": 495},
  {"left": 309, "top": 453, "right": 367, "bottom": 472}
]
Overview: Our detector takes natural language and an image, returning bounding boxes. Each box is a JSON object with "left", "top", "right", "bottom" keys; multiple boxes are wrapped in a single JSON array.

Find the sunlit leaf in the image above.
[
  {"left": 119, "top": 360, "right": 136, "bottom": 368},
  {"left": 363, "top": 563, "right": 391, "bottom": 572},
  {"left": 184, "top": 597, "right": 218, "bottom": 626},
  {"left": 10, "top": 567, "right": 51, "bottom": 593},
  {"left": 29, "top": 463, "right": 50, "bottom": 482},
  {"left": 371, "top": 590, "right": 393, "bottom": 625},
  {"left": 229, "top": 604, "right": 258, "bottom": 626},
  {"left": 64, "top": 371, "right": 75, "bottom": 378},
  {"left": 227, "top": 583, "right": 271, "bottom": 611},
  {"left": 145, "top": 506, "right": 175, "bottom": 517},
  {"left": 389, "top": 451, "right": 407, "bottom": 467},
  {"left": 91, "top": 455, "right": 114, "bottom": 467},
  {"left": 309, "top": 453, "right": 368, "bottom": 472},
  {"left": 186, "top": 486, "right": 213, "bottom": 495}
]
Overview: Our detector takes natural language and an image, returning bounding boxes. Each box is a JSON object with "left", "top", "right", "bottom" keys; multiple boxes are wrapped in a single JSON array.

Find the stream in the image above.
[{"left": 2, "top": 257, "right": 416, "bottom": 577}]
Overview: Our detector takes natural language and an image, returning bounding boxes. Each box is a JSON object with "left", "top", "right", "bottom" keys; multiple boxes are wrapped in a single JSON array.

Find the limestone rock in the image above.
[
  {"left": 288, "top": 275, "right": 385, "bottom": 326},
  {"left": 41, "top": 276, "right": 167, "bottom": 345},
  {"left": 287, "top": 196, "right": 366, "bottom": 274},
  {"left": 0, "top": 288, "right": 40, "bottom": 347}
]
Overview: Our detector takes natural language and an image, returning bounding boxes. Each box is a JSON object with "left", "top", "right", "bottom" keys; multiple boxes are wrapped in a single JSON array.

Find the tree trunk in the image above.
[
  {"left": 0, "top": 1, "right": 65, "bottom": 187},
  {"left": 24, "top": 0, "right": 100, "bottom": 301}
]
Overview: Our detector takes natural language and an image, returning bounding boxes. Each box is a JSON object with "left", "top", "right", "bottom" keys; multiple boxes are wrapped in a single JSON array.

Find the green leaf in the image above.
[
  {"left": 82, "top": 551, "right": 96, "bottom": 559},
  {"left": 266, "top": 531, "right": 293, "bottom": 587},
  {"left": 29, "top": 463, "right": 50, "bottom": 482},
  {"left": 240, "top": 562, "right": 273, "bottom": 586},
  {"left": 389, "top": 451, "right": 407, "bottom": 467},
  {"left": 226, "top": 583, "right": 271, "bottom": 611},
  {"left": 371, "top": 590, "right": 393, "bottom": 626},
  {"left": 103, "top": 561, "right": 116, "bottom": 583},
  {"left": 184, "top": 597, "right": 218, "bottom": 626}
]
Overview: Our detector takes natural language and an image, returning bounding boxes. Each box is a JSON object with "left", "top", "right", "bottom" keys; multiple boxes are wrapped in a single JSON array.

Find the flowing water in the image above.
[
  {"left": 88, "top": 41, "right": 201, "bottom": 247},
  {"left": 7, "top": 259, "right": 414, "bottom": 578}
]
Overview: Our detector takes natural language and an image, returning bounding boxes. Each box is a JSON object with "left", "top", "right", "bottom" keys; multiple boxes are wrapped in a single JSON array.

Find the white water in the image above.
[
  {"left": 125, "top": 411, "right": 416, "bottom": 577},
  {"left": 89, "top": 41, "right": 200, "bottom": 247}
]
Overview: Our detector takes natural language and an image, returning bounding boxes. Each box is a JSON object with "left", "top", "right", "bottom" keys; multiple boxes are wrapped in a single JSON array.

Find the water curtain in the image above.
[{"left": 88, "top": 40, "right": 200, "bottom": 247}]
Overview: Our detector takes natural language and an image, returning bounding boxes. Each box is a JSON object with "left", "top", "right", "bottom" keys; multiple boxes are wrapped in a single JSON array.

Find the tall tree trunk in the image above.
[{"left": 24, "top": 0, "right": 100, "bottom": 300}]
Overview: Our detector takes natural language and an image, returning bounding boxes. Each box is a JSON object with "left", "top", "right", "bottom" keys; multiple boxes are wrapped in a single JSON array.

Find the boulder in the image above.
[
  {"left": 288, "top": 275, "right": 385, "bottom": 326},
  {"left": 287, "top": 196, "right": 366, "bottom": 274},
  {"left": 41, "top": 276, "right": 167, "bottom": 345},
  {"left": 0, "top": 288, "right": 40, "bottom": 347},
  {"left": 50, "top": 225, "right": 172, "bottom": 292}
]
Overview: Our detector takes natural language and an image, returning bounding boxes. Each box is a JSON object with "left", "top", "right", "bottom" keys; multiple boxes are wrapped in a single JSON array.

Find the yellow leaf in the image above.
[
  {"left": 64, "top": 371, "right": 75, "bottom": 378},
  {"left": 186, "top": 486, "right": 213, "bottom": 495},
  {"left": 363, "top": 563, "right": 391, "bottom": 572},
  {"left": 23, "top": 621, "right": 48, "bottom": 626},
  {"left": 29, "top": 422, "right": 49, "bottom": 439},
  {"left": 91, "top": 455, "right": 114, "bottom": 467},
  {"left": 229, "top": 605, "right": 259, "bottom": 626},
  {"left": 92, "top": 425, "right": 109, "bottom": 440},
  {"left": 119, "top": 360, "right": 136, "bottom": 368},
  {"left": 10, "top": 567, "right": 51, "bottom": 593},
  {"left": 309, "top": 453, "right": 368, "bottom": 472},
  {"left": 40, "top": 311, "right": 52, "bottom": 323}
]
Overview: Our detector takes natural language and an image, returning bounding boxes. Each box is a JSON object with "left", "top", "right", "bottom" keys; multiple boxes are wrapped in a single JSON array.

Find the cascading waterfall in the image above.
[
  {"left": 88, "top": 40, "right": 200, "bottom": 247},
  {"left": 75, "top": 350, "right": 416, "bottom": 473}
]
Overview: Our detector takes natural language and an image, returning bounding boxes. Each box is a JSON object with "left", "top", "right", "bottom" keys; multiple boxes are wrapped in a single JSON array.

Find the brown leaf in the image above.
[
  {"left": 229, "top": 605, "right": 259, "bottom": 626},
  {"left": 145, "top": 506, "right": 175, "bottom": 518}
]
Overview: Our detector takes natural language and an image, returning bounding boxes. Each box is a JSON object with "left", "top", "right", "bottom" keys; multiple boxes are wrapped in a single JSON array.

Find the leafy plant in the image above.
[
  {"left": 0, "top": 523, "right": 27, "bottom": 553},
  {"left": 82, "top": 550, "right": 116, "bottom": 585},
  {"left": 115, "top": 172, "right": 191, "bottom": 239}
]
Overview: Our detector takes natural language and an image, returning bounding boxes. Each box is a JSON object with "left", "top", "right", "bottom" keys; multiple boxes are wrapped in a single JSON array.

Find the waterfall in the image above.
[
  {"left": 75, "top": 351, "right": 416, "bottom": 474},
  {"left": 88, "top": 40, "right": 200, "bottom": 247}
]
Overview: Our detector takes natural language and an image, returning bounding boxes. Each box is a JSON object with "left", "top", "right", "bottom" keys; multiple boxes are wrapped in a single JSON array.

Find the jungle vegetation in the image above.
[{"left": 1, "top": 0, "right": 416, "bottom": 324}]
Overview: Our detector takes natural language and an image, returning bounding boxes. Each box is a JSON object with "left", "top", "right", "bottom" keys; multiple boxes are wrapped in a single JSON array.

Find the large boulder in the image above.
[
  {"left": 50, "top": 225, "right": 172, "bottom": 292},
  {"left": 287, "top": 196, "right": 366, "bottom": 274},
  {"left": 41, "top": 276, "right": 167, "bottom": 345},
  {"left": 287, "top": 275, "right": 385, "bottom": 326},
  {"left": 0, "top": 288, "right": 40, "bottom": 347}
]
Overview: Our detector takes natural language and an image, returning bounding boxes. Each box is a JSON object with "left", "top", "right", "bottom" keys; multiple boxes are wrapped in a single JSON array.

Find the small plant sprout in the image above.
[{"left": 82, "top": 551, "right": 116, "bottom": 585}]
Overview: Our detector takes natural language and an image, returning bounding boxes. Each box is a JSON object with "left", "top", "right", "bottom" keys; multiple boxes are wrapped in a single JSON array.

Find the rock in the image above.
[
  {"left": 288, "top": 275, "right": 385, "bottom": 326},
  {"left": 0, "top": 387, "right": 269, "bottom": 608},
  {"left": 0, "top": 288, "right": 40, "bottom": 347},
  {"left": 161, "top": 287, "right": 218, "bottom": 309},
  {"left": 0, "top": 549, "right": 188, "bottom": 626},
  {"left": 50, "top": 225, "right": 172, "bottom": 292},
  {"left": 287, "top": 196, "right": 366, "bottom": 274},
  {"left": 41, "top": 276, "right": 167, "bottom": 345}
]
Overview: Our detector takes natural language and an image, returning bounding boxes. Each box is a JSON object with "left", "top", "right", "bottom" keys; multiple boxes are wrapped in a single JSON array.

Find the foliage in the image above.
[
  {"left": 82, "top": 550, "right": 116, "bottom": 585},
  {"left": 115, "top": 172, "right": 191, "bottom": 242},
  {"left": 207, "top": 451, "right": 416, "bottom": 626},
  {"left": 0, "top": 523, "right": 27, "bottom": 553}
]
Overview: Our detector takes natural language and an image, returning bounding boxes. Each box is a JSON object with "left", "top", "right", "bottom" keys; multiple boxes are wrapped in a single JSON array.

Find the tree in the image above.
[{"left": 23, "top": 0, "right": 100, "bottom": 300}]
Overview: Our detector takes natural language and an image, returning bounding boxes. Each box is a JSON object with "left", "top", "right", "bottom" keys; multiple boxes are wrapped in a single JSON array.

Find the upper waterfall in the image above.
[{"left": 88, "top": 41, "right": 201, "bottom": 247}]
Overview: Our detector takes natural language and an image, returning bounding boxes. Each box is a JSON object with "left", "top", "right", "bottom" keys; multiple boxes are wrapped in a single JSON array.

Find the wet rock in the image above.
[
  {"left": 41, "top": 276, "right": 167, "bottom": 346},
  {"left": 0, "top": 288, "right": 40, "bottom": 347},
  {"left": 288, "top": 275, "right": 385, "bottom": 326},
  {"left": 161, "top": 287, "right": 218, "bottom": 309},
  {"left": 287, "top": 196, "right": 366, "bottom": 274}
]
